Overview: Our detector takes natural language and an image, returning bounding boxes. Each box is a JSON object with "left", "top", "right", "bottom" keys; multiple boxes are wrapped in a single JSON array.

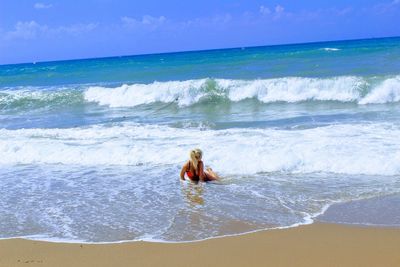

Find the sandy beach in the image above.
[{"left": 1, "top": 223, "right": 399, "bottom": 267}]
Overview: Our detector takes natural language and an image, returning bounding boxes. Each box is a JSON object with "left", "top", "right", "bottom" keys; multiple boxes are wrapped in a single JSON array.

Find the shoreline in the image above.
[
  {"left": 1, "top": 195, "right": 400, "bottom": 266},
  {"left": 2, "top": 193, "right": 399, "bottom": 245},
  {"left": 1, "top": 223, "right": 399, "bottom": 267},
  {"left": 1, "top": 220, "right": 397, "bottom": 246}
]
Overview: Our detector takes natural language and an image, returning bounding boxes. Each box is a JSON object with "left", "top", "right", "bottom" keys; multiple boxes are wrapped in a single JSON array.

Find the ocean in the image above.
[{"left": 1, "top": 37, "right": 400, "bottom": 243}]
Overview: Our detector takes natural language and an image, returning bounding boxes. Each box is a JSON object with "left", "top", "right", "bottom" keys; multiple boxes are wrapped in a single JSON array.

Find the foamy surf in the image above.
[
  {"left": 0, "top": 162, "right": 398, "bottom": 243},
  {"left": 1, "top": 122, "right": 400, "bottom": 176}
]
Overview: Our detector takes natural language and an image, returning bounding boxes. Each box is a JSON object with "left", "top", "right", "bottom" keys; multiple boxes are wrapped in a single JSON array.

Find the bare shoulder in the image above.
[{"left": 183, "top": 161, "right": 190, "bottom": 168}]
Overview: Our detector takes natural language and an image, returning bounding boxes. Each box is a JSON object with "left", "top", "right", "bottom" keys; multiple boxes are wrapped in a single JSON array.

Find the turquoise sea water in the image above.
[{"left": 1, "top": 37, "right": 400, "bottom": 242}]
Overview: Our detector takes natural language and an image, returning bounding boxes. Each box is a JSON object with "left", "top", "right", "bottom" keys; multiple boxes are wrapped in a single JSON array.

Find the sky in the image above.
[{"left": 0, "top": 0, "right": 400, "bottom": 64}]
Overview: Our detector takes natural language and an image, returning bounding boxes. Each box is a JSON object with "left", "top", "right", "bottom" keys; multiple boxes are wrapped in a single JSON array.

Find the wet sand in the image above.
[
  {"left": 317, "top": 194, "right": 400, "bottom": 227},
  {"left": 1, "top": 223, "right": 399, "bottom": 267}
]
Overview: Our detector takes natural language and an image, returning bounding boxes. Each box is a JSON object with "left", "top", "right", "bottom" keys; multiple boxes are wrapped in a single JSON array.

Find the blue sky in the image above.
[{"left": 0, "top": 0, "right": 399, "bottom": 64}]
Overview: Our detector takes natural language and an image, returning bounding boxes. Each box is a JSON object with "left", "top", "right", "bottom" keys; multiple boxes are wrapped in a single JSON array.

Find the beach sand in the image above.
[{"left": 1, "top": 223, "right": 399, "bottom": 267}]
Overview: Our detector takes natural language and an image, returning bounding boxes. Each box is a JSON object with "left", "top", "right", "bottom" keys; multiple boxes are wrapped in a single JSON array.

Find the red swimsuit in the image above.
[{"left": 186, "top": 161, "right": 199, "bottom": 180}]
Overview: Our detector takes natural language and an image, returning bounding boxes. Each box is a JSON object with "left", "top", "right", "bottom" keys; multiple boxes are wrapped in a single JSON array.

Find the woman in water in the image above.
[{"left": 180, "top": 148, "right": 219, "bottom": 182}]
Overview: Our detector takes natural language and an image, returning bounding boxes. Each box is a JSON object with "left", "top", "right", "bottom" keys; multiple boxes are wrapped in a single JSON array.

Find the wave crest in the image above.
[
  {"left": 1, "top": 76, "right": 400, "bottom": 110},
  {"left": 83, "top": 76, "right": 400, "bottom": 107},
  {"left": 359, "top": 76, "right": 400, "bottom": 104}
]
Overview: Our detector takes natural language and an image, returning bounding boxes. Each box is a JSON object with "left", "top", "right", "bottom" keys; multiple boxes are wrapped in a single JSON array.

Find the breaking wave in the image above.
[
  {"left": 84, "top": 76, "right": 400, "bottom": 107},
  {"left": 1, "top": 76, "right": 400, "bottom": 110}
]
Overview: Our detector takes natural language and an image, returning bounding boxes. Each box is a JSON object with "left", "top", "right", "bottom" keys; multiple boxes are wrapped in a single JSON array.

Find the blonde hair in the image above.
[{"left": 189, "top": 148, "right": 203, "bottom": 171}]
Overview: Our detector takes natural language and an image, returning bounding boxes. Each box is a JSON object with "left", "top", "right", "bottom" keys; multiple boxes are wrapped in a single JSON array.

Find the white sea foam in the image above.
[
  {"left": 83, "top": 76, "right": 400, "bottom": 107},
  {"left": 1, "top": 123, "right": 400, "bottom": 176},
  {"left": 359, "top": 76, "right": 400, "bottom": 104},
  {"left": 321, "top": 48, "right": 341, "bottom": 51},
  {"left": 220, "top": 76, "right": 364, "bottom": 102},
  {"left": 84, "top": 77, "right": 366, "bottom": 106},
  {"left": 84, "top": 79, "right": 208, "bottom": 107}
]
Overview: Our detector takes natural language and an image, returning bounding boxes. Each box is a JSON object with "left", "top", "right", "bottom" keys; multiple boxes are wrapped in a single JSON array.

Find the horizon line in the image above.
[{"left": 1, "top": 35, "right": 399, "bottom": 67}]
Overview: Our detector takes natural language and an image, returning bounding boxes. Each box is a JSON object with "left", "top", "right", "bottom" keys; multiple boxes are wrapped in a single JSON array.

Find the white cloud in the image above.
[
  {"left": 179, "top": 14, "right": 232, "bottom": 30},
  {"left": 121, "top": 16, "right": 137, "bottom": 26},
  {"left": 3, "top": 21, "right": 97, "bottom": 40},
  {"left": 121, "top": 14, "right": 232, "bottom": 32},
  {"left": 273, "top": 5, "right": 286, "bottom": 19},
  {"left": 372, "top": 0, "right": 400, "bottom": 14},
  {"left": 50, "top": 23, "right": 98, "bottom": 35},
  {"left": 259, "top": 5, "right": 271, "bottom": 16},
  {"left": 142, "top": 15, "right": 166, "bottom": 25},
  {"left": 4, "top": 21, "right": 46, "bottom": 40},
  {"left": 121, "top": 15, "right": 166, "bottom": 29},
  {"left": 34, "top": 3, "right": 53, "bottom": 9},
  {"left": 258, "top": 4, "right": 288, "bottom": 19},
  {"left": 275, "top": 5, "right": 285, "bottom": 14}
]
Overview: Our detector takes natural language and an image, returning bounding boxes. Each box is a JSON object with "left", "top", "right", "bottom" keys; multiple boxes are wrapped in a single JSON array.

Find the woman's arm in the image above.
[
  {"left": 198, "top": 161, "right": 206, "bottom": 182},
  {"left": 180, "top": 162, "right": 187, "bottom": 180}
]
